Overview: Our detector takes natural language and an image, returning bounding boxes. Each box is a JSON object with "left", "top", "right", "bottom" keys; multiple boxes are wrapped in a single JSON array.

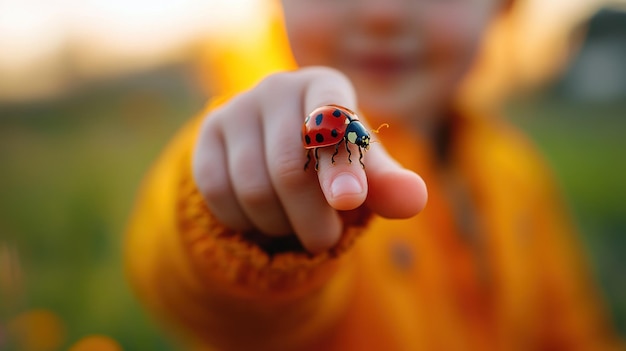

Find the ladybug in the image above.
[{"left": 302, "top": 104, "right": 370, "bottom": 171}]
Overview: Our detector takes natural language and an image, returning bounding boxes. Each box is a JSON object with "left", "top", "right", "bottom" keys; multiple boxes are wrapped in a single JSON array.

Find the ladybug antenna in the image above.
[{"left": 371, "top": 123, "right": 390, "bottom": 134}]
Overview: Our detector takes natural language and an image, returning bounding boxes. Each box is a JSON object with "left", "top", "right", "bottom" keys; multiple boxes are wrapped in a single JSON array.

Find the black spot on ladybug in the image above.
[
  {"left": 331, "top": 129, "right": 338, "bottom": 138},
  {"left": 315, "top": 133, "right": 324, "bottom": 143},
  {"left": 333, "top": 109, "right": 341, "bottom": 117},
  {"left": 315, "top": 113, "right": 323, "bottom": 126},
  {"left": 305, "top": 135, "right": 311, "bottom": 145}
]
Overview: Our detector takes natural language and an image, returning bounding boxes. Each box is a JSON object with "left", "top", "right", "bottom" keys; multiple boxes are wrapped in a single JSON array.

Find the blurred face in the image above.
[{"left": 281, "top": 0, "right": 503, "bottom": 126}]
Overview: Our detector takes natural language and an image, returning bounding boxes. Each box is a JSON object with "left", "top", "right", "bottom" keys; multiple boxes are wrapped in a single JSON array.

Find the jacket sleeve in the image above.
[{"left": 123, "top": 98, "right": 370, "bottom": 351}]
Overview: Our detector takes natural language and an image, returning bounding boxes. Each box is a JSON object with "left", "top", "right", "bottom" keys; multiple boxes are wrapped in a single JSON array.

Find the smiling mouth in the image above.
[{"left": 352, "top": 54, "right": 417, "bottom": 78}]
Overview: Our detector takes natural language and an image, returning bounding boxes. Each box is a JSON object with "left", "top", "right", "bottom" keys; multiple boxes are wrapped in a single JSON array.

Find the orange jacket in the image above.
[
  {"left": 125, "top": 7, "right": 620, "bottom": 351},
  {"left": 125, "top": 102, "right": 619, "bottom": 351}
]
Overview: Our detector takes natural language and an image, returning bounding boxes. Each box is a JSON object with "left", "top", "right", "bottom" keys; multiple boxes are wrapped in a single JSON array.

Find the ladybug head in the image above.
[{"left": 345, "top": 120, "right": 371, "bottom": 150}]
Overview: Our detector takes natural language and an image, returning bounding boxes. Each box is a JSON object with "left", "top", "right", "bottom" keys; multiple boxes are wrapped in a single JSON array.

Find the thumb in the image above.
[{"left": 364, "top": 144, "right": 428, "bottom": 218}]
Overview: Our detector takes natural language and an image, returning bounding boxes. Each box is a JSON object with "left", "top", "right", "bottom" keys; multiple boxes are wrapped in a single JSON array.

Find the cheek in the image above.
[
  {"left": 282, "top": 2, "right": 340, "bottom": 66},
  {"left": 422, "top": 3, "right": 494, "bottom": 69}
]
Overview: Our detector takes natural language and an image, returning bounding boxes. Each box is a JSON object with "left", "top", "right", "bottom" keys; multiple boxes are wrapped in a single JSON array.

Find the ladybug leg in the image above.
[
  {"left": 314, "top": 147, "right": 320, "bottom": 171},
  {"left": 304, "top": 149, "right": 311, "bottom": 170},
  {"left": 344, "top": 139, "right": 352, "bottom": 164},
  {"left": 331, "top": 142, "right": 340, "bottom": 164},
  {"left": 358, "top": 147, "right": 365, "bottom": 169}
]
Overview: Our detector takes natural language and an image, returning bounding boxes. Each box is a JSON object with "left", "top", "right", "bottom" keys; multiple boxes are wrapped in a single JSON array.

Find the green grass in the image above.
[{"left": 0, "top": 65, "right": 205, "bottom": 350}]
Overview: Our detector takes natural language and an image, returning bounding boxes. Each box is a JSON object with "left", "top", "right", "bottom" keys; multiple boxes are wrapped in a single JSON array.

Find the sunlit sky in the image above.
[
  {"left": 0, "top": 0, "right": 623, "bottom": 101},
  {"left": 0, "top": 0, "right": 269, "bottom": 101},
  {"left": 0, "top": 0, "right": 264, "bottom": 68}
]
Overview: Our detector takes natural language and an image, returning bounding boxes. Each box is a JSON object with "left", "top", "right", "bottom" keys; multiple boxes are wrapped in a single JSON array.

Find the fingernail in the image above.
[{"left": 331, "top": 173, "right": 363, "bottom": 198}]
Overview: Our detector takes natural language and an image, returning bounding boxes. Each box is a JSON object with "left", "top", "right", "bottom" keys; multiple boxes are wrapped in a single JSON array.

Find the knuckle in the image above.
[
  {"left": 192, "top": 145, "right": 225, "bottom": 201},
  {"left": 193, "top": 156, "right": 228, "bottom": 203},
  {"left": 215, "top": 94, "right": 254, "bottom": 125},
  {"left": 238, "top": 184, "right": 276, "bottom": 210},
  {"left": 199, "top": 112, "right": 221, "bottom": 136},
  {"left": 196, "top": 103, "right": 223, "bottom": 140},
  {"left": 199, "top": 174, "right": 230, "bottom": 205},
  {"left": 231, "top": 154, "right": 278, "bottom": 210},
  {"left": 272, "top": 154, "right": 309, "bottom": 191},
  {"left": 256, "top": 72, "right": 294, "bottom": 97}
]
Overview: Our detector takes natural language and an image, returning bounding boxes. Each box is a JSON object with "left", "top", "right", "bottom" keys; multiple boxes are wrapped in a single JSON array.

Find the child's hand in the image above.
[{"left": 193, "top": 67, "right": 427, "bottom": 253}]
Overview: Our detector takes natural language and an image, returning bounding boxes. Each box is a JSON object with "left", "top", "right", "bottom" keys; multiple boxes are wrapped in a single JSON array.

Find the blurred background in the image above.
[{"left": 0, "top": 0, "right": 624, "bottom": 349}]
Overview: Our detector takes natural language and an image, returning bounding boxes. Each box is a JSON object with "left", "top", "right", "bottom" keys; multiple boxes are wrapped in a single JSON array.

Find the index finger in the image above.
[
  {"left": 303, "top": 69, "right": 427, "bottom": 219},
  {"left": 259, "top": 67, "right": 357, "bottom": 252},
  {"left": 302, "top": 69, "right": 369, "bottom": 211}
]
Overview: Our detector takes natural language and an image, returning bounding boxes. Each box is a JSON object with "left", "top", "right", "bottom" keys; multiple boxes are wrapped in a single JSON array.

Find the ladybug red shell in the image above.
[{"left": 302, "top": 105, "right": 371, "bottom": 171}]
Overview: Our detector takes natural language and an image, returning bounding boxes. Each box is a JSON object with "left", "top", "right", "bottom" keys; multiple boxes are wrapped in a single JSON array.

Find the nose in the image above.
[{"left": 354, "top": 0, "right": 409, "bottom": 35}]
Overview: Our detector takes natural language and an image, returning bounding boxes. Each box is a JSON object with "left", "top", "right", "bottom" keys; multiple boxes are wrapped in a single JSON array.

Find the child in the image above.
[{"left": 125, "top": 0, "right": 621, "bottom": 350}]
